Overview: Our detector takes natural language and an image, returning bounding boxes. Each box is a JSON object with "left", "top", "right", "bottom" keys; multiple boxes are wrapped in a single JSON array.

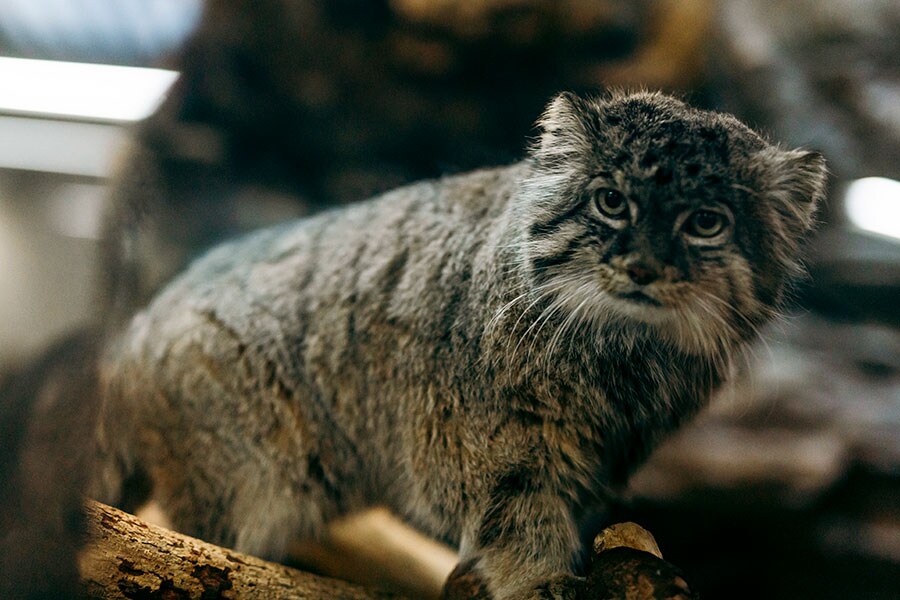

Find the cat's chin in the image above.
[
  {"left": 602, "top": 293, "right": 673, "bottom": 324},
  {"left": 602, "top": 295, "right": 736, "bottom": 357}
]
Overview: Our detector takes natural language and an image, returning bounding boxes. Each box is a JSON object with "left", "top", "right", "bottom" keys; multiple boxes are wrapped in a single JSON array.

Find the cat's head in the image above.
[{"left": 517, "top": 91, "right": 827, "bottom": 355}]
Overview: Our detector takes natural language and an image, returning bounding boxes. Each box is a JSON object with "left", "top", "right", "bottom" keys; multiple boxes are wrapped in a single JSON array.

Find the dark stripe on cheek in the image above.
[
  {"left": 749, "top": 261, "right": 781, "bottom": 311},
  {"left": 528, "top": 199, "right": 587, "bottom": 238},
  {"left": 531, "top": 232, "right": 589, "bottom": 274}
]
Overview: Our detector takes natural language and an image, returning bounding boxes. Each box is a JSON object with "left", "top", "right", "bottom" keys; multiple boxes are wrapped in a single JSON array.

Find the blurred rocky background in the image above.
[{"left": 0, "top": 0, "right": 897, "bottom": 598}]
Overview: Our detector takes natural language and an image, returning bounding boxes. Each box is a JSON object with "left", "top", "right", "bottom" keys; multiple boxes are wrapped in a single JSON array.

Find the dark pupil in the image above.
[
  {"left": 694, "top": 211, "right": 719, "bottom": 232},
  {"left": 605, "top": 191, "right": 623, "bottom": 209}
]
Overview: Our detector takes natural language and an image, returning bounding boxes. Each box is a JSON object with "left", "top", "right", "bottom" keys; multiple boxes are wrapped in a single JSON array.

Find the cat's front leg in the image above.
[{"left": 445, "top": 468, "right": 585, "bottom": 600}]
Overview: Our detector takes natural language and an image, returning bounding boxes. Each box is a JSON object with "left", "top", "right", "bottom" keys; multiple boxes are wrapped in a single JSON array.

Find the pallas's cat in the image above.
[{"left": 93, "top": 91, "right": 826, "bottom": 599}]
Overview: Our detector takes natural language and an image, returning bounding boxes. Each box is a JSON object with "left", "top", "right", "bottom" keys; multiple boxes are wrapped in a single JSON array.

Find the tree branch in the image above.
[
  {"left": 78, "top": 500, "right": 404, "bottom": 599},
  {"left": 79, "top": 501, "right": 695, "bottom": 599}
]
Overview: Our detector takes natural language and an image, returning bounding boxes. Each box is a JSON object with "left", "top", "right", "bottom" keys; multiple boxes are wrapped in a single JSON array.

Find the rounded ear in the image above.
[
  {"left": 539, "top": 92, "right": 586, "bottom": 132},
  {"left": 755, "top": 147, "right": 828, "bottom": 230},
  {"left": 530, "top": 92, "right": 591, "bottom": 164}
]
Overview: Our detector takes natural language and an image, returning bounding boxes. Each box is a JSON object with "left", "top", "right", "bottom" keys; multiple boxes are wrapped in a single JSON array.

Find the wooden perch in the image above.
[
  {"left": 78, "top": 500, "right": 404, "bottom": 599},
  {"left": 80, "top": 501, "right": 694, "bottom": 599}
]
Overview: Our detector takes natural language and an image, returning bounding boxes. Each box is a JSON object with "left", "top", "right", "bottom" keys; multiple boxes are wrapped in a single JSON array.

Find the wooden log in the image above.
[
  {"left": 78, "top": 500, "right": 405, "bottom": 599},
  {"left": 80, "top": 501, "right": 694, "bottom": 600}
]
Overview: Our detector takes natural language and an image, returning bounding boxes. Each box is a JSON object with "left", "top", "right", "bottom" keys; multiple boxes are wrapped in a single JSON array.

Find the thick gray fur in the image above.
[{"left": 92, "top": 91, "right": 826, "bottom": 599}]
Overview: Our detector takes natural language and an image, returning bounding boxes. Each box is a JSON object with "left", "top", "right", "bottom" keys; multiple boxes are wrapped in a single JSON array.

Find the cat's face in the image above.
[{"left": 519, "top": 92, "right": 826, "bottom": 355}]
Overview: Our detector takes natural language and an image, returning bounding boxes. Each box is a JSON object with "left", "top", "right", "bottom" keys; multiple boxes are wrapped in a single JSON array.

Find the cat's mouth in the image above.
[{"left": 615, "top": 291, "right": 663, "bottom": 307}]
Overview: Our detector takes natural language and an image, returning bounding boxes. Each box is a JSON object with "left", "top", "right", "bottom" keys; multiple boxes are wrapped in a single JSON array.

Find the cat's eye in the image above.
[
  {"left": 684, "top": 210, "right": 727, "bottom": 238},
  {"left": 594, "top": 188, "right": 628, "bottom": 219}
]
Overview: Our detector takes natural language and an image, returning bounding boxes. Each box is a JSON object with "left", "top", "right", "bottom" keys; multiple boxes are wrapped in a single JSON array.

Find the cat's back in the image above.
[
  {"left": 107, "top": 163, "right": 523, "bottom": 382},
  {"left": 152, "top": 164, "right": 517, "bottom": 302}
]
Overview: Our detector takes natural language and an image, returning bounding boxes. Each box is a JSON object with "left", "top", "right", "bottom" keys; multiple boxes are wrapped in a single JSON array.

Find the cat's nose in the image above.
[{"left": 626, "top": 262, "right": 659, "bottom": 285}]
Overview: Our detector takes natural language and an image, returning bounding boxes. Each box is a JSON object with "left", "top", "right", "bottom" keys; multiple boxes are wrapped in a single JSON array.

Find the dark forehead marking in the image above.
[
  {"left": 644, "top": 123, "right": 730, "bottom": 163},
  {"left": 597, "top": 95, "right": 765, "bottom": 153}
]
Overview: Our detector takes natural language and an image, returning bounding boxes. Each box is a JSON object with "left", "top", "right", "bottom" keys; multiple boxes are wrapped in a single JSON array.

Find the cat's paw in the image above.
[
  {"left": 441, "top": 562, "right": 585, "bottom": 600},
  {"left": 526, "top": 574, "right": 586, "bottom": 600}
]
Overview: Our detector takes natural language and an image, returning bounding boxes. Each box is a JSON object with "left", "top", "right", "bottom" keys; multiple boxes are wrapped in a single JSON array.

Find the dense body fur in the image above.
[{"left": 93, "top": 92, "right": 825, "bottom": 599}]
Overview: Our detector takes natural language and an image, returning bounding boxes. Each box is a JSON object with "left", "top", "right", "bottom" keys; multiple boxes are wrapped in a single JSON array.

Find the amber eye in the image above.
[
  {"left": 594, "top": 188, "right": 628, "bottom": 219},
  {"left": 684, "top": 210, "right": 726, "bottom": 238}
]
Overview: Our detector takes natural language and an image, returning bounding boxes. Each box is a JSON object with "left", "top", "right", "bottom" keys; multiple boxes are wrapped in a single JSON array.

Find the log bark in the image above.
[{"left": 78, "top": 500, "right": 404, "bottom": 599}]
